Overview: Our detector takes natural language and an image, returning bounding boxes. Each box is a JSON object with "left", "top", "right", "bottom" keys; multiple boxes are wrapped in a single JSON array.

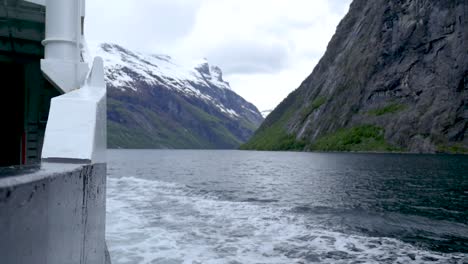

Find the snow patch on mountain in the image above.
[{"left": 90, "top": 43, "right": 239, "bottom": 118}]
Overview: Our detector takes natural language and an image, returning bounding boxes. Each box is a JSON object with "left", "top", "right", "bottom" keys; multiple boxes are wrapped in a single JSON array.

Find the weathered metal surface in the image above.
[{"left": 0, "top": 162, "right": 107, "bottom": 264}]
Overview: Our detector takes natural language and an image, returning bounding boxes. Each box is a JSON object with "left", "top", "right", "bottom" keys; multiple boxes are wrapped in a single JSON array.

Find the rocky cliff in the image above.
[
  {"left": 243, "top": 0, "right": 468, "bottom": 154},
  {"left": 93, "top": 44, "right": 263, "bottom": 149}
]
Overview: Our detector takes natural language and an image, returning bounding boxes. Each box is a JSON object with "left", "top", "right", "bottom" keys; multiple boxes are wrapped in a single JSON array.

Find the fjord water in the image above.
[{"left": 107, "top": 150, "right": 467, "bottom": 264}]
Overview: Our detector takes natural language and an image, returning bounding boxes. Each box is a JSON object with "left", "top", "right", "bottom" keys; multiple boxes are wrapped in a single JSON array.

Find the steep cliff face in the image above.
[
  {"left": 243, "top": 0, "right": 468, "bottom": 153},
  {"left": 94, "top": 44, "right": 263, "bottom": 149}
]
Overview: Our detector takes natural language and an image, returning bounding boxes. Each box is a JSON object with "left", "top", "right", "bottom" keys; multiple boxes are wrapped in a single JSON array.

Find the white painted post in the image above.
[{"left": 40, "top": 0, "right": 107, "bottom": 163}]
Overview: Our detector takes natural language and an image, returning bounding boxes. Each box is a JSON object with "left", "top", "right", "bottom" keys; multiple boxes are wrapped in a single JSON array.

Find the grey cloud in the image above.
[
  {"left": 86, "top": 0, "right": 351, "bottom": 110},
  {"left": 86, "top": 0, "right": 202, "bottom": 51},
  {"left": 328, "top": 0, "right": 352, "bottom": 14},
  {"left": 206, "top": 39, "right": 291, "bottom": 75},
  {"left": 135, "top": 1, "right": 202, "bottom": 43}
]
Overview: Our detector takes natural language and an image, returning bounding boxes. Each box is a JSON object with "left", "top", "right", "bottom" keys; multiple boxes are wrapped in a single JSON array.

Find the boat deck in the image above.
[
  {"left": 0, "top": 164, "right": 41, "bottom": 179},
  {"left": 0, "top": 163, "right": 82, "bottom": 185}
]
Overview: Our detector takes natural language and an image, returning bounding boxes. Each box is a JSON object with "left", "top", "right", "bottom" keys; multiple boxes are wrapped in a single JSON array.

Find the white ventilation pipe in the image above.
[
  {"left": 43, "top": 0, "right": 78, "bottom": 61},
  {"left": 41, "top": 0, "right": 89, "bottom": 93}
]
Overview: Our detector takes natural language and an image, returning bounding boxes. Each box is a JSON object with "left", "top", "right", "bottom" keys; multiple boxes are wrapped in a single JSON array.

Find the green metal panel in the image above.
[{"left": 0, "top": 0, "right": 53, "bottom": 166}]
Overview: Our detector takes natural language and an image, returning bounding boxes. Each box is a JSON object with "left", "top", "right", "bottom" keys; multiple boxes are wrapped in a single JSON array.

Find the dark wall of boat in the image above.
[{"left": 0, "top": 163, "right": 110, "bottom": 264}]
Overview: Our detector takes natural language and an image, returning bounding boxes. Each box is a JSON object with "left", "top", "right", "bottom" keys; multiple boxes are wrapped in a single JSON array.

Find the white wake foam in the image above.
[{"left": 106, "top": 176, "right": 467, "bottom": 264}]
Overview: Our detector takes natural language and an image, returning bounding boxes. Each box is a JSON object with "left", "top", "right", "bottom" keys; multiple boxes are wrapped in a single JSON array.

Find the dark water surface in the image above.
[{"left": 107, "top": 150, "right": 468, "bottom": 264}]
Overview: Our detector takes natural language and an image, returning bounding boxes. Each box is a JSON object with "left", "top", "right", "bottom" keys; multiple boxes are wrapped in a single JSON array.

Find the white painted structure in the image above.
[
  {"left": 25, "top": 0, "right": 107, "bottom": 163},
  {"left": 41, "top": 57, "right": 107, "bottom": 163}
]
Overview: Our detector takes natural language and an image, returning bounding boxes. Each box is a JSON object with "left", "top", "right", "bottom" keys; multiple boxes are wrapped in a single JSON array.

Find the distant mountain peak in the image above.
[{"left": 194, "top": 60, "right": 230, "bottom": 90}]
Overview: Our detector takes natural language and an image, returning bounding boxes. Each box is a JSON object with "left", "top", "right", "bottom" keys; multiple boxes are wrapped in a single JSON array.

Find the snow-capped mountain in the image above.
[{"left": 93, "top": 43, "right": 263, "bottom": 149}]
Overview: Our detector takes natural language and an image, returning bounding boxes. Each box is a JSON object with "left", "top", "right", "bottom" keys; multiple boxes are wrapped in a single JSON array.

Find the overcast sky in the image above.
[{"left": 86, "top": 0, "right": 352, "bottom": 111}]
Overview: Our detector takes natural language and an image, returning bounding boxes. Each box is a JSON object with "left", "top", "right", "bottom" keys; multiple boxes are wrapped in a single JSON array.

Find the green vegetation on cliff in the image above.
[
  {"left": 299, "top": 97, "right": 328, "bottom": 122},
  {"left": 241, "top": 91, "right": 306, "bottom": 151},
  {"left": 437, "top": 144, "right": 468, "bottom": 155},
  {"left": 240, "top": 128, "right": 306, "bottom": 151},
  {"left": 240, "top": 110, "right": 306, "bottom": 151},
  {"left": 242, "top": 124, "right": 400, "bottom": 152},
  {"left": 310, "top": 125, "right": 400, "bottom": 152}
]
